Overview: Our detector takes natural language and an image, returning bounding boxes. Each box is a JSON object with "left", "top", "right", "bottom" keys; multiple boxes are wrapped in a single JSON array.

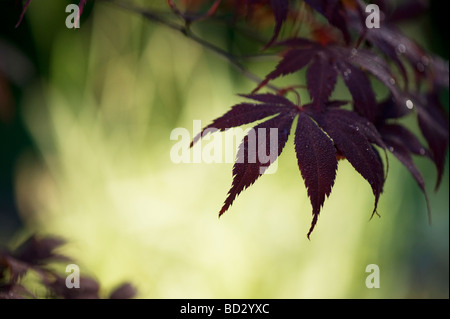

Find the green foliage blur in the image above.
[{"left": 0, "top": 0, "right": 448, "bottom": 298}]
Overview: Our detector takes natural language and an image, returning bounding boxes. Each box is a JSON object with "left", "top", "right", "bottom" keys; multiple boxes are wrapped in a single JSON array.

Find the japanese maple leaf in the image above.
[
  {"left": 192, "top": 94, "right": 386, "bottom": 238},
  {"left": 266, "top": 0, "right": 289, "bottom": 47},
  {"left": 253, "top": 38, "right": 404, "bottom": 122},
  {"left": 303, "top": 0, "right": 355, "bottom": 44},
  {"left": 372, "top": 92, "right": 449, "bottom": 224},
  {"left": 333, "top": 0, "right": 450, "bottom": 90},
  {"left": 0, "top": 235, "right": 70, "bottom": 281}
]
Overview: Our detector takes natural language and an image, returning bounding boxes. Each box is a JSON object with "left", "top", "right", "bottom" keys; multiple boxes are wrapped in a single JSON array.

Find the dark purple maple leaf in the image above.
[
  {"left": 47, "top": 274, "right": 100, "bottom": 299},
  {"left": 219, "top": 112, "right": 295, "bottom": 216},
  {"left": 0, "top": 235, "right": 70, "bottom": 281},
  {"left": 254, "top": 38, "right": 406, "bottom": 119},
  {"left": 191, "top": 93, "right": 296, "bottom": 146},
  {"left": 335, "top": 60, "right": 377, "bottom": 122},
  {"left": 194, "top": 94, "right": 390, "bottom": 238},
  {"left": 303, "top": 0, "right": 353, "bottom": 44},
  {"left": 347, "top": 0, "right": 449, "bottom": 90},
  {"left": 109, "top": 283, "right": 137, "bottom": 299},
  {"left": 179, "top": 0, "right": 448, "bottom": 239},
  {"left": 295, "top": 112, "right": 337, "bottom": 238},
  {"left": 378, "top": 123, "right": 432, "bottom": 223},
  {"left": 415, "top": 93, "right": 449, "bottom": 189},
  {"left": 316, "top": 108, "right": 386, "bottom": 219},
  {"left": 306, "top": 51, "right": 338, "bottom": 110},
  {"left": 265, "top": 0, "right": 289, "bottom": 48}
]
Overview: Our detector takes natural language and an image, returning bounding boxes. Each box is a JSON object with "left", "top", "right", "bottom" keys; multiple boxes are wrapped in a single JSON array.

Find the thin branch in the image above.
[{"left": 101, "top": 0, "right": 280, "bottom": 93}]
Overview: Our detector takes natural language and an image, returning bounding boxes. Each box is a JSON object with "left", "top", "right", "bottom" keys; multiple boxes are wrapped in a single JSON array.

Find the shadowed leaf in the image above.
[
  {"left": 295, "top": 112, "right": 337, "bottom": 238},
  {"left": 191, "top": 94, "right": 296, "bottom": 147},
  {"left": 319, "top": 109, "right": 385, "bottom": 217},
  {"left": 306, "top": 52, "right": 338, "bottom": 111},
  {"left": 219, "top": 112, "right": 295, "bottom": 216}
]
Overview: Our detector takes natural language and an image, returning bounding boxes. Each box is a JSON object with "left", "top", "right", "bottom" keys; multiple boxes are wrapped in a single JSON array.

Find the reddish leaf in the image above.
[
  {"left": 320, "top": 108, "right": 386, "bottom": 149},
  {"left": 339, "top": 47, "right": 402, "bottom": 101},
  {"left": 335, "top": 61, "right": 377, "bottom": 122},
  {"left": 380, "top": 125, "right": 431, "bottom": 223},
  {"left": 295, "top": 112, "right": 337, "bottom": 238},
  {"left": 14, "top": 236, "right": 69, "bottom": 265},
  {"left": 389, "top": 0, "right": 429, "bottom": 22},
  {"left": 365, "top": 26, "right": 427, "bottom": 84},
  {"left": 0, "top": 235, "right": 70, "bottom": 284},
  {"left": 303, "top": 0, "right": 352, "bottom": 43},
  {"left": 318, "top": 109, "right": 385, "bottom": 217},
  {"left": 48, "top": 275, "right": 100, "bottom": 299},
  {"left": 416, "top": 93, "right": 449, "bottom": 189},
  {"left": 191, "top": 94, "right": 296, "bottom": 146},
  {"left": 1, "top": 257, "right": 29, "bottom": 281},
  {"left": 306, "top": 52, "right": 338, "bottom": 111},
  {"left": 265, "top": 0, "right": 289, "bottom": 48},
  {"left": 109, "top": 283, "right": 137, "bottom": 299},
  {"left": 375, "top": 96, "right": 413, "bottom": 123},
  {"left": 364, "top": 28, "right": 410, "bottom": 88},
  {"left": 350, "top": 1, "right": 448, "bottom": 89},
  {"left": 379, "top": 124, "right": 431, "bottom": 158},
  {"left": 0, "top": 283, "right": 35, "bottom": 299},
  {"left": 219, "top": 112, "right": 295, "bottom": 215},
  {"left": 254, "top": 46, "right": 316, "bottom": 92}
]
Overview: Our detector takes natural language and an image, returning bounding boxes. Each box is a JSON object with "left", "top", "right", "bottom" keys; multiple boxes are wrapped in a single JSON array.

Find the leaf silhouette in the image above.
[
  {"left": 379, "top": 124, "right": 431, "bottom": 158},
  {"left": 13, "top": 236, "right": 69, "bottom": 266},
  {"left": 109, "top": 283, "right": 137, "bottom": 299},
  {"left": 295, "top": 112, "right": 338, "bottom": 238},
  {"left": 0, "top": 235, "right": 70, "bottom": 281},
  {"left": 48, "top": 274, "right": 100, "bottom": 299},
  {"left": 374, "top": 95, "right": 413, "bottom": 123},
  {"left": 0, "top": 283, "right": 35, "bottom": 299}
]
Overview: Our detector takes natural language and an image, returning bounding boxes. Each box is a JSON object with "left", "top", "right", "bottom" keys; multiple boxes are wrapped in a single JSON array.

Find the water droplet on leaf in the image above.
[
  {"left": 421, "top": 56, "right": 430, "bottom": 66},
  {"left": 416, "top": 62, "right": 425, "bottom": 72},
  {"left": 396, "top": 44, "right": 406, "bottom": 55},
  {"left": 406, "top": 99, "right": 414, "bottom": 109}
]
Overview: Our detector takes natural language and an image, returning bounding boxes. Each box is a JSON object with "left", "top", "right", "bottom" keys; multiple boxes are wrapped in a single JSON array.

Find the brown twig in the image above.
[{"left": 100, "top": 0, "right": 280, "bottom": 93}]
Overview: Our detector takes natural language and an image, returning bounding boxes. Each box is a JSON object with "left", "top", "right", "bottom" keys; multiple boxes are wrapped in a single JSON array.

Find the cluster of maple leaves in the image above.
[
  {"left": 0, "top": 235, "right": 136, "bottom": 299},
  {"left": 15, "top": 0, "right": 448, "bottom": 238},
  {"left": 185, "top": 0, "right": 449, "bottom": 237}
]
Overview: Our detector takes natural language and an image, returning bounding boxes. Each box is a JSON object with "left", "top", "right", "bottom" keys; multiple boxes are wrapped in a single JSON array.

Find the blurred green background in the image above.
[{"left": 0, "top": 0, "right": 448, "bottom": 298}]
